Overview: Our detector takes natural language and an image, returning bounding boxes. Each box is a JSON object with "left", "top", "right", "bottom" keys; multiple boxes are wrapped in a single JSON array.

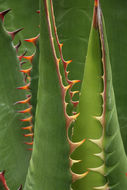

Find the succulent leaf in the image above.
[
  {"left": 72, "top": 1, "right": 127, "bottom": 190},
  {"left": 0, "top": 11, "right": 31, "bottom": 189},
  {"left": 24, "top": 0, "right": 72, "bottom": 189}
]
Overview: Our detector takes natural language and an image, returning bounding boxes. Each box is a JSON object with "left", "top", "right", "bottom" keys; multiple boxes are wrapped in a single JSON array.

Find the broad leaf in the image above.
[{"left": 72, "top": 1, "right": 127, "bottom": 189}]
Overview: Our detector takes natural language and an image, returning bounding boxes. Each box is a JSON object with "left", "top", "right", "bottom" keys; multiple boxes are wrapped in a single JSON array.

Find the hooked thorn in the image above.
[{"left": 0, "top": 9, "right": 11, "bottom": 22}]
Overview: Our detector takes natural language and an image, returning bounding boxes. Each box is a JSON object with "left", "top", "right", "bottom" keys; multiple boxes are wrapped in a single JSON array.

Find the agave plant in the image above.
[{"left": 0, "top": 0, "right": 127, "bottom": 189}]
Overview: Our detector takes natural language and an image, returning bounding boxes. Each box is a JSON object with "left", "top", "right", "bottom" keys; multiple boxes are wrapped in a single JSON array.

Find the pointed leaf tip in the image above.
[
  {"left": 93, "top": 0, "right": 100, "bottom": 28},
  {"left": 94, "top": 0, "right": 99, "bottom": 7},
  {"left": 0, "top": 9, "right": 11, "bottom": 22}
]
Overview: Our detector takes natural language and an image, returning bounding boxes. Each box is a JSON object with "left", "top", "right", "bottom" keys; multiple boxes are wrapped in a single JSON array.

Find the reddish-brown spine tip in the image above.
[
  {"left": 0, "top": 9, "right": 11, "bottom": 22},
  {"left": 18, "top": 50, "right": 27, "bottom": 61},
  {"left": 24, "top": 34, "right": 40, "bottom": 46},
  {"left": 15, "top": 40, "right": 21, "bottom": 53},
  {"left": 8, "top": 28, "right": 24, "bottom": 40},
  {"left": 36, "top": 10, "right": 40, "bottom": 14},
  {"left": 95, "top": 0, "right": 99, "bottom": 7},
  {"left": 0, "top": 171, "right": 9, "bottom": 190},
  {"left": 18, "top": 185, "right": 22, "bottom": 190},
  {"left": 72, "top": 100, "right": 79, "bottom": 107},
  {"left": 93, "top": 0, "right": 99, "bottom": 28}
]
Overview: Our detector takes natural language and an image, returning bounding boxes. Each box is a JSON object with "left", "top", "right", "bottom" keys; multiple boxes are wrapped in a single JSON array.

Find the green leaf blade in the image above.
[
  {"left": 24, "top": 0, "right": 72, "bottom": 189},
  {"left": 0, "top": 17, "right": 31, "bottom": 189},
  {"left": 72, "top": 1, "right": 127, "bottom": 189}
]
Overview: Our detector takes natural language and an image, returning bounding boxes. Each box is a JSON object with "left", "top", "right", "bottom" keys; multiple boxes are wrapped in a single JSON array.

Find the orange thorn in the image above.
[
  {"left": 59, "top": 43, "right": 63, "bottom": 48},
  {"left": 0, "top": 9, "right": 11, "bottom": 22},
  {"left": 64, "top": 84, "right": 71, "bottom": 92},
  {"left": 23, "top": 133, "right": 34, "bottom": 137},
  {"left": 66, "top": 60, "right": 72, "bottom": 64},
  {"left": 17, "top": 82, "right": 30, "bottom": 90},
  {"left": 63, "top": 60, "right": 72, "bottom": 70},
  {"left": 20, "top": 67, "right": 32, "bottom": 75},
  {"left": 57, "top": 58, "right": 60, "bottom": 65},
  {"left": 21, "top": 126, "right": 33, "bottom": 131},
  {"left": 24, "top": 34, "right": 40, "bottom": 45},
  {"left": 25, "top": 141, "right": 33, "bottom": 145},
  {"left": 18, "top": 106, "right": 32, "bottom": 114},
  {"left": 68, "top": 80, "right": 80, "bottom": 86},
  {"left": 8, "top": 28, "right": 24, "bottom": 40},
  {"left": 71, "top": 112, "right": 80, "bottom": 120},
  {"left": 15, "top": 95, "right": 31, "bottom": 104},
  {"left": 20, "top": 116, "right": 32, "bottom": 122},
  {"left": 23, "top": 54, "right": 35, "bottom": 63}
]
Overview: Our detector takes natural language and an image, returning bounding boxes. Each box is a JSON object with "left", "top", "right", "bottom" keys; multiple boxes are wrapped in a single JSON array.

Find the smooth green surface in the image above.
[
  {"left": 24, "top": 0, "right": 71, "bottom": 189},
  {"left": 101, "top": 0, "right": 127, "bottom": 155},
  {"left": 0, "top": 20, "right": 31, "bottom": 189},
  {"left": 102, "top": 13, "right": 127, "bottom": 190}
]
